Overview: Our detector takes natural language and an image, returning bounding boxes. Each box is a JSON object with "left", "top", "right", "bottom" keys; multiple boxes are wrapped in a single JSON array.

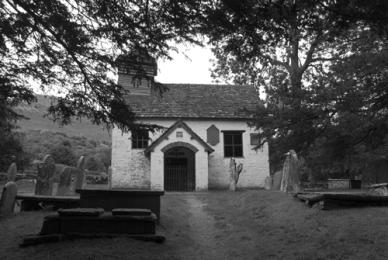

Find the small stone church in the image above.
[{"left": 111, "top": 52, "right": 269, "bottom": 191}]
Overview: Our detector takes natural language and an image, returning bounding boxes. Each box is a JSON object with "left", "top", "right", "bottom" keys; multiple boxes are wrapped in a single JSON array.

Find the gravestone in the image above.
[
  {"left": 272, "top": 171, "right": 282, "bottom": 190},
  {"left": 369, "top": 183, "right": 388, "bottom": 196},
  {"left": 7, "top": 162, "right": 17, "bottom": 182},
  {"left": 68, "top": 167, "right": 80, "bottom": 194},
  {"left": 57, "top": 167, "right": 72, "bottom": 196},
  {"left": 51, "top": 164, "right": 66, "bottom": 196},
  {"left": 0, "top": 182, "right": 17, "bottom": 216},
  {"left": 77, "top": 156, "right": 85, "bottom": 170},
  {"left": 264, "top": 176, "right": 272, "bottom": 190},
  {"left": 280, "top": 150, "right": 301, "bottom": 193},
  {"left": 35, "top": 155, "right": 56, "bottom": 195},
  {"left": 75, "top": 156, "right": 85, "bottom": 189},
  {"left": 15, "top": 179, "right": 36, "bottom": 194}
]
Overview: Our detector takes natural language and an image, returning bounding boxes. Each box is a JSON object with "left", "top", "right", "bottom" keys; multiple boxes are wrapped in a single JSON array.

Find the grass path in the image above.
[{"left": 185, "top": 194, "right": 220, "bottom": 259}]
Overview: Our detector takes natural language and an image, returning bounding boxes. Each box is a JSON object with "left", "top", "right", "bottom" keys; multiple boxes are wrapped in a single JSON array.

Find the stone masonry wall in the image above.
[{"left": 111, "top": 119, "right": 269, "bottom": 190}]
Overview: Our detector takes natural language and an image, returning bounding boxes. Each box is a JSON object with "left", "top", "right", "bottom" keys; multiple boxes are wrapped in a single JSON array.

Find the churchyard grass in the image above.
[{"left": 1, "top": 190, "right": 388, "bottom": 259}]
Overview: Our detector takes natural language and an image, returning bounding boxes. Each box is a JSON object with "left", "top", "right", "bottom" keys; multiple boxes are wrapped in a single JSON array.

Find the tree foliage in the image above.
[
  {"left": 201, "top": 0, "right": 388, "bottom": 175},
  {"left": 0, "top": 78, "right": 34, "bottom": 171},
  {"left": 21, "top": 130, "right": 111, "bottom": 171},
  {"left": 49, "top": 140, "right": 76, "bottom": 166},
  {"left": 0, "top": 0, "right": 204, "bottom": 132}
]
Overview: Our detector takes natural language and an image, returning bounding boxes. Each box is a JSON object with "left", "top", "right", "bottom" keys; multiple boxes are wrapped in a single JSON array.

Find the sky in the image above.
[
  {"left": 155, "top": 44, "right": 223, "bottom": 85},
  {"left": 31, "top": 43, "right": 226, "bottom": 96}
]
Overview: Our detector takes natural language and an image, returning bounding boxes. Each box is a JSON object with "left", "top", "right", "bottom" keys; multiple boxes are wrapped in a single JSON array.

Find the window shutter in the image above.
[
  {"left": 206, "top": 125, "right": 220, "bottom": 146},
  {"left": 250, "top": 134, "right": 260, "bottom": 145}
]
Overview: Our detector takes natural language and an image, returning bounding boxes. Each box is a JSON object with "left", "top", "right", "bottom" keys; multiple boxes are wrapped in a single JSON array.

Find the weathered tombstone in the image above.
[
  {"left": 264, "top": 176, "right": 272, "bottom": 190},
  {"left": 7, "top": 162, "right": 17, "bottom": 182},
  {"left": 280, "top": 150, "right": 301, "bottom": 193},
  {"left": 35, "top": 155, "right": 56, "bottom": 195},
  {"left": 229, "top": 158, "right": 243, "bottom": 191},
  {"left": 15, "top": 179, "right": 36, "bottom": 194},
  {"left": 272, "top": 170, "right": 282, "bottom": 190},
  {"left": 77, "top": 156, "right": 86, "bottom": 170},
  {"left": 0, "top": 182, "right": 17, "bottom": 216},
  {"left": 370, "top": 183, "right": 388, "bottom": 196},
  {"left": 52, "top": 164, "right": 67, "bottom": 196},
  {"left": 67, "top": 167, "right": 79, "bottom": 194},
  {"left": 75, "top": 156, "right": 85, "bottom": 190},
  {"left": 57, "top": 167, "right": 73, "bottom": 196}
]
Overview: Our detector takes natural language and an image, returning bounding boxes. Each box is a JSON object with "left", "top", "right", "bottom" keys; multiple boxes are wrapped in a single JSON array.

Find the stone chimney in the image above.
[{"left": 117, "top": 49, "right": 157, "bottom": 95}]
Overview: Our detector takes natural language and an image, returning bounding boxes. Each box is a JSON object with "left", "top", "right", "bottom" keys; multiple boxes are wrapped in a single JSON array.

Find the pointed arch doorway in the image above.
[{"left": 164, "top": 146, "right": 195, "bottom": 191}]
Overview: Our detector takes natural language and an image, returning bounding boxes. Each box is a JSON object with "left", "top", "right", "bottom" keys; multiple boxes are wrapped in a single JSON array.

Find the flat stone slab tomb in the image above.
[
  {"left": 295, "top": 191, "right": 388, "bottom": 209},
  {"left": 76, "top": 189, "right": 164, "bottom": 220}
]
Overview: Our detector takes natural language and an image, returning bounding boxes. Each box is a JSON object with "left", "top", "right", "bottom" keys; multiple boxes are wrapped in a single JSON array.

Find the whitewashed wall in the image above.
[{"left": 111, "top": 119, "right": 269, "bottom": 190}]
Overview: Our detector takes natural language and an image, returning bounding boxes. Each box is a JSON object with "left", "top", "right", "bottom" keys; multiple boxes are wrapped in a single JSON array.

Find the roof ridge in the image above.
[{"left": 161, "top": 83, "right": 253, "bottom": 87}]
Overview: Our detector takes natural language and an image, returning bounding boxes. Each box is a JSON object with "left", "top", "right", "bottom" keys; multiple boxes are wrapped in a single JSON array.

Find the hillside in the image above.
[{"left": 15, "top": 95, "right": 111, "bottom": 142}]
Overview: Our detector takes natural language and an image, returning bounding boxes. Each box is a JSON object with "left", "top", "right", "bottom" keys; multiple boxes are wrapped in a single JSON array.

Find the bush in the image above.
[{"left": 50, "top": 142, "right": 76, "bottom": 166}]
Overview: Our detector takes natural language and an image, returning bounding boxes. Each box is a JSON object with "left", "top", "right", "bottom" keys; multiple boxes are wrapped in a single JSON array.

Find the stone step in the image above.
[
  {"left": 112, "top": 208, "right": 152, "bottom": 216},
  {"left": 20, "top": 233, "right": 165, "bottom": 247},
  {"left": 58, "top": 208, "right": 104, "bottom": 216}
]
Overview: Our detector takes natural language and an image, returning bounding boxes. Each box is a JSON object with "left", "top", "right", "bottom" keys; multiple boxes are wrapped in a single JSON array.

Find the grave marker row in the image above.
[{"left": 35, "top": 155, "right": 85, "bottom": 197}]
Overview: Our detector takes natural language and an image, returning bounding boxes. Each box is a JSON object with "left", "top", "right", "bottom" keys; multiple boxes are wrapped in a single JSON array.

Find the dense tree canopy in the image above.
[
  {"left": 0, "top": 0, "right": 206, "bottom": 168},
  {"left": 2, "top": 0, "right": 388, "bottom": 178},
  {"left": 0, "top": 0, "right": 203, "bottom": 131},
  {"left": 201, "top": 0, "right": 388, "bottom": 175}
]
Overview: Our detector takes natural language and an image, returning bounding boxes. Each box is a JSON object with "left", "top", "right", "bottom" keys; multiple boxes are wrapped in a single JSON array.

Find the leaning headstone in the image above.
[
  {"left": 76, "top": 156, "right": 86, "bottom": 170},
  {"left": 35, "top": 155, "right": 56, "bottom": 195},
  {"left": 75, "top": 156, "right": 85, "bottom": 190},
  {"left": 57, "top": 167, "right": 72, "bottom": 196},
  {"left": 7, "top": 162, "right": 17, "bottom": 182},
  {"left": 272, "top": 171, "right": 282, "bottom": 190},
  {"left": 280, "top": 150, "right": 301, "bottom": 193},
  {"left": 0, "top": 182, "right": 17, "bottom": 216}
]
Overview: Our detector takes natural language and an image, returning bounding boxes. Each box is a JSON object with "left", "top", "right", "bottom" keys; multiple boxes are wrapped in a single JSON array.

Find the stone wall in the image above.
[
  {"left": 111, "top": 119, "right": 269, "bottom": 190},
  {"left": 111, "top": 130, "right": 151, "bottom": 189}
]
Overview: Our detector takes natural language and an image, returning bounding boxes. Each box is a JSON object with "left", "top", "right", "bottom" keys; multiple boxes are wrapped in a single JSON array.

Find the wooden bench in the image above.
[{"left": 16, "top": 194, "right": 80, "bottom": 211}]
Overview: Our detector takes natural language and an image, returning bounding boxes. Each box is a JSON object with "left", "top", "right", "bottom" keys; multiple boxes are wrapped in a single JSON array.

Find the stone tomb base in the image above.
[
  {"left": 328, "top": 179, "right": 362, "bottom": 190},
  {"left": 20, "top": 208, "right": 164, "bottom": 247},
  {"left": 41, "top": 208, "right": 156, "bottom": 235}
]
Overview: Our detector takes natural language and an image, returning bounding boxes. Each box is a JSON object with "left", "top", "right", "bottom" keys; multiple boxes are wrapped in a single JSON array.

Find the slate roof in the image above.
[{"left": 125, "top": 84, "right": 261, "bottom": 119}]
